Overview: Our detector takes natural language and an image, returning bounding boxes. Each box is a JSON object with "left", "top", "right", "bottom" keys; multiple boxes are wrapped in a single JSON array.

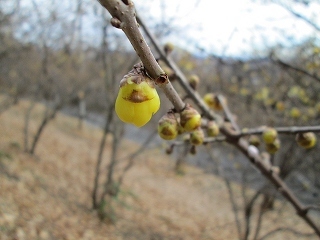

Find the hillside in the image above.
[{"left": 0, "top": 100, "right": 317, "bottom": 240}]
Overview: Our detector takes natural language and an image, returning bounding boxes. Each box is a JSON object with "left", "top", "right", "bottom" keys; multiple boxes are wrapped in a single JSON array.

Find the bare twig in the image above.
[
  {"left": 170, "top": 136, "right": 227, "bottom": 146},
  {"left": 217, "top": 94, "right": 240, "bottom": 132},
  {"left": 272, "top": 58, "right": 320, "bottom": 84},
  {"left": 92, "top": 107, "right": 114, "bottom": 209},
  {"left": 29, "top": 102, "right": 62, "bottom": 155},
  {"left": 244, "top": 191, "right": 262, "bottom": 240},
  {"left": 239, "top": 125, "right": 320, "bottom": 137},
  {"left": 304, "top": 205, "right": 320, "bottom": 212},
  {"left": 275, "top": 1, "right": 320, "bottom": 32},
  {"left": 136, "top": 14, "right": 222, "bottom": 123},
  {"left": 259, "top": 227, "right": 316, "bottom": 240},
  {"left": 232, "top": 137, "right": 320, "bottom": 236},
  {"left": 205, "top": 145, "right": 243, "bottom": 239},
  {"left": 118, "top": 130, "right": 157, "bottom": 186}
]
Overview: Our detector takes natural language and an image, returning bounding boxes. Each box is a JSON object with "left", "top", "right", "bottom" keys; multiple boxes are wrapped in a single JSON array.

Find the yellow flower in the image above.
[{"left": 115, "top": 74, "right": 160, "bottom": 127}]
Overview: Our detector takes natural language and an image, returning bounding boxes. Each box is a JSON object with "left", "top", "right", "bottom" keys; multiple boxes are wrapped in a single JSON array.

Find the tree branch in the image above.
[
  {"left": 239, "top": 125, "right": 320, "bottom": 137},
  {"left": 272, "top": 58, "right": 320, "bottom": 84},
  {"left": 259, "top": 227, "right": 316, "bottom": 240},
  {"left": 275, "top": 1, "right": 320, "bottom": 32},
  {"left": 97, "top": 0, "right": 185, "bottom": 112},
  {"left": 136, "top": 14, "right": 223, "bottom": 123}
]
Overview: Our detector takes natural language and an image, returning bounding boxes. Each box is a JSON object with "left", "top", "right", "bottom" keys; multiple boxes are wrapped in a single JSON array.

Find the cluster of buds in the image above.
[
  {"left": 249, "top": 127, "right": 317, "bottom": 155},
  {"left": 158, "top": 106, "right": 224, "bottom": 155},
  {"left": 157, "top": 104, "right": 207, "bottom": 147},
  {"left": 262, "top": 127, "right": 280, "bottom": 154}
]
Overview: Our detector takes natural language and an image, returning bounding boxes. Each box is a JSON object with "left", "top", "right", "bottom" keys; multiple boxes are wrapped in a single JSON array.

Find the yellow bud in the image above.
[
  {"left": 275, "top": 101, "right": 285, "bottom": 112},
  {"left": 190, "top": 128, "right": 204, "bottom": 146},
  {"left": 265, "top": 138, "right": 280, "bottom": 154},
  {"left": 115, "top": 72, "right": 160, "bottom": 127},
  {"left": 296, "top": 132, "right": 317, "bottom": 149},
  {"left": 180, "top": 104, "right": 201, "bottom": 132},
  {"left": 289, "top": 107, "right": 301, "bottom": 119},
  {"left": 164, "top": 42, "right": 174, "bottom": 55},
  {"left": 158, "top": 112, "right": 179, "bottom": 140},
  {"left": 188, "top": 74, "right": 200, "bottom": 90},
  {"left": 207, "top": 121, "right": 219, "bottom": 137},
  {"left": 203, "top": 93, "right": 225, "bottom": 111},
  {"left": 262, "top": 127, "right": 278, "bottom": 144}
]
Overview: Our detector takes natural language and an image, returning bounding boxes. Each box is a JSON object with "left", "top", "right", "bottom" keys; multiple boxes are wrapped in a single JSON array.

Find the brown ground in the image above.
[{"left": 0, "top": 100, "right": 318, "bottom": 240}]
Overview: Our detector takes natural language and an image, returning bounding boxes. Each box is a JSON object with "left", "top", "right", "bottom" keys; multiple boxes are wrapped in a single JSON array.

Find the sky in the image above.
[
  {"left": 134, "top": 0, "right": 320, "bottom": 57},
  {"left": 11, "top": 0, "right": 320, "bottom": 58}
]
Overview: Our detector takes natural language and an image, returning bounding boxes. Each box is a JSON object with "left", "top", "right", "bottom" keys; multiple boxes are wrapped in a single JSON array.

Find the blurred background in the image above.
[{"left": 0, "top": 0, "right": 320, "bottom": 239}]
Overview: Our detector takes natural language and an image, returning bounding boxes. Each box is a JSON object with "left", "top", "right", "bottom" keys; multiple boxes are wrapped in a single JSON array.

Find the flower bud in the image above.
[
  {"left": 262, "top": 127, "right": 278, "bottom": 144},
  {"left": 289, "top": 107, "right": 301, "bottom": 119},
  {"left": 188, "top": 74, "right": 200, "bottom": 90},
  {"left": 296, "top": 132, "right": 317, "bottom": 149},
  {"left": 164, "top": 42, "right": 174, "bottom": 55},
  {"left": 265, "top": 138, "right": 280, "bottom": 154},
  {"left": 115, "top": 71, "right": 160, "bottom": 127},
  {"left": 206, "top": 121, "right": 219, "bottom": 137},
  {"left": 158, "top": 112, "right": 179, "bottom": 140},
  {"left": 190, "top": 128, "right": 205, "bottom": 146},
  {"left": 180, "top": 104, "right": 201, "bottom": 132},
  {"left": 203, "top": 93, "right": 225, "bottom": 111}
]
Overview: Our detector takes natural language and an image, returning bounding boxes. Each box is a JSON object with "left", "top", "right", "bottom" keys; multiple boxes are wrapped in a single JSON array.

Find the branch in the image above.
[
  {"left": 259, "top": 227, "right": 316, "bottom": 240},
  {"left": 239, "top": 125, "right": 320, "bottom": 137},
  {"left": 232, "top": 138, "right": 320, "bottom": 236},
  {"left": 272, "top": 58, "right": 320, "bottom": 84},
  {"left": 275, "top": 1, "right": 320, "bottom": 32},
  {"left": 97, "top": 0, "right": 185, "bottom": 112},
  {"left": 304, "top": 205, "right": 320, "bottom": 212},
  {"left": 217, "top": 94, "right": 240, "bottom": 132},
  {"left": 136, "top": 14, "right": 223, "bottom": 123}
]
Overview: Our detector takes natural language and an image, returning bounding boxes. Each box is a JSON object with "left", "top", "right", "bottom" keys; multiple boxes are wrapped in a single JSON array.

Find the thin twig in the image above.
[
  {"left": 205, "top": 145, "right": 243, "bottom": 239},
  {"left": 304, "top": 205, "right": 320, "bottom": 212},
  {"left": 259, "top": 227, "right": 316, "bottom": 240},
  {"left": 239, "top": 125, "right": 320, "bottom": 137},
  {"left": 272, "top": 58, "right": 320, "bottom": 84},
  {"left": 217, "top": 94, "right": 240, "bottom": 132},
  {"left": 136, "top": 14, "right": 223, "bottom": 123},
  {"left": 171, "top": 136, "right": 227, "bottom": 146}
]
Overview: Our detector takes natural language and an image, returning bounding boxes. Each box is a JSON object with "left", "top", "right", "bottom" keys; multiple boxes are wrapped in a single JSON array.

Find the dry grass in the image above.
[{"left": 0, "top": 100, "right": 317, "bottom": 240}]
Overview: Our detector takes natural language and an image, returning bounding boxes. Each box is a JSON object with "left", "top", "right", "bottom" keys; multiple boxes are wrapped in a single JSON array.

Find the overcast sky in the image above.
[
  {"left": 14, "top": 0, "right": 320, "bottom": 58},
  {"left": 134, "top": 0, "right": 320, "bottom": 57}
]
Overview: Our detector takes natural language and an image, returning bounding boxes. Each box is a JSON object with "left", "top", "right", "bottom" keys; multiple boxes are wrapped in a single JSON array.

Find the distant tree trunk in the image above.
[
  {"left": 24, "top": 102, "right": 36, "bottom": 152},
  {"left": 78, "top": 97, "right": 86, "bottom": 130},
  {"left": 29, "top": 102, "right": 61, "bottom": 155},
  {"left": 92, "top": 107, "right": 113, "bottom": 209}
]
